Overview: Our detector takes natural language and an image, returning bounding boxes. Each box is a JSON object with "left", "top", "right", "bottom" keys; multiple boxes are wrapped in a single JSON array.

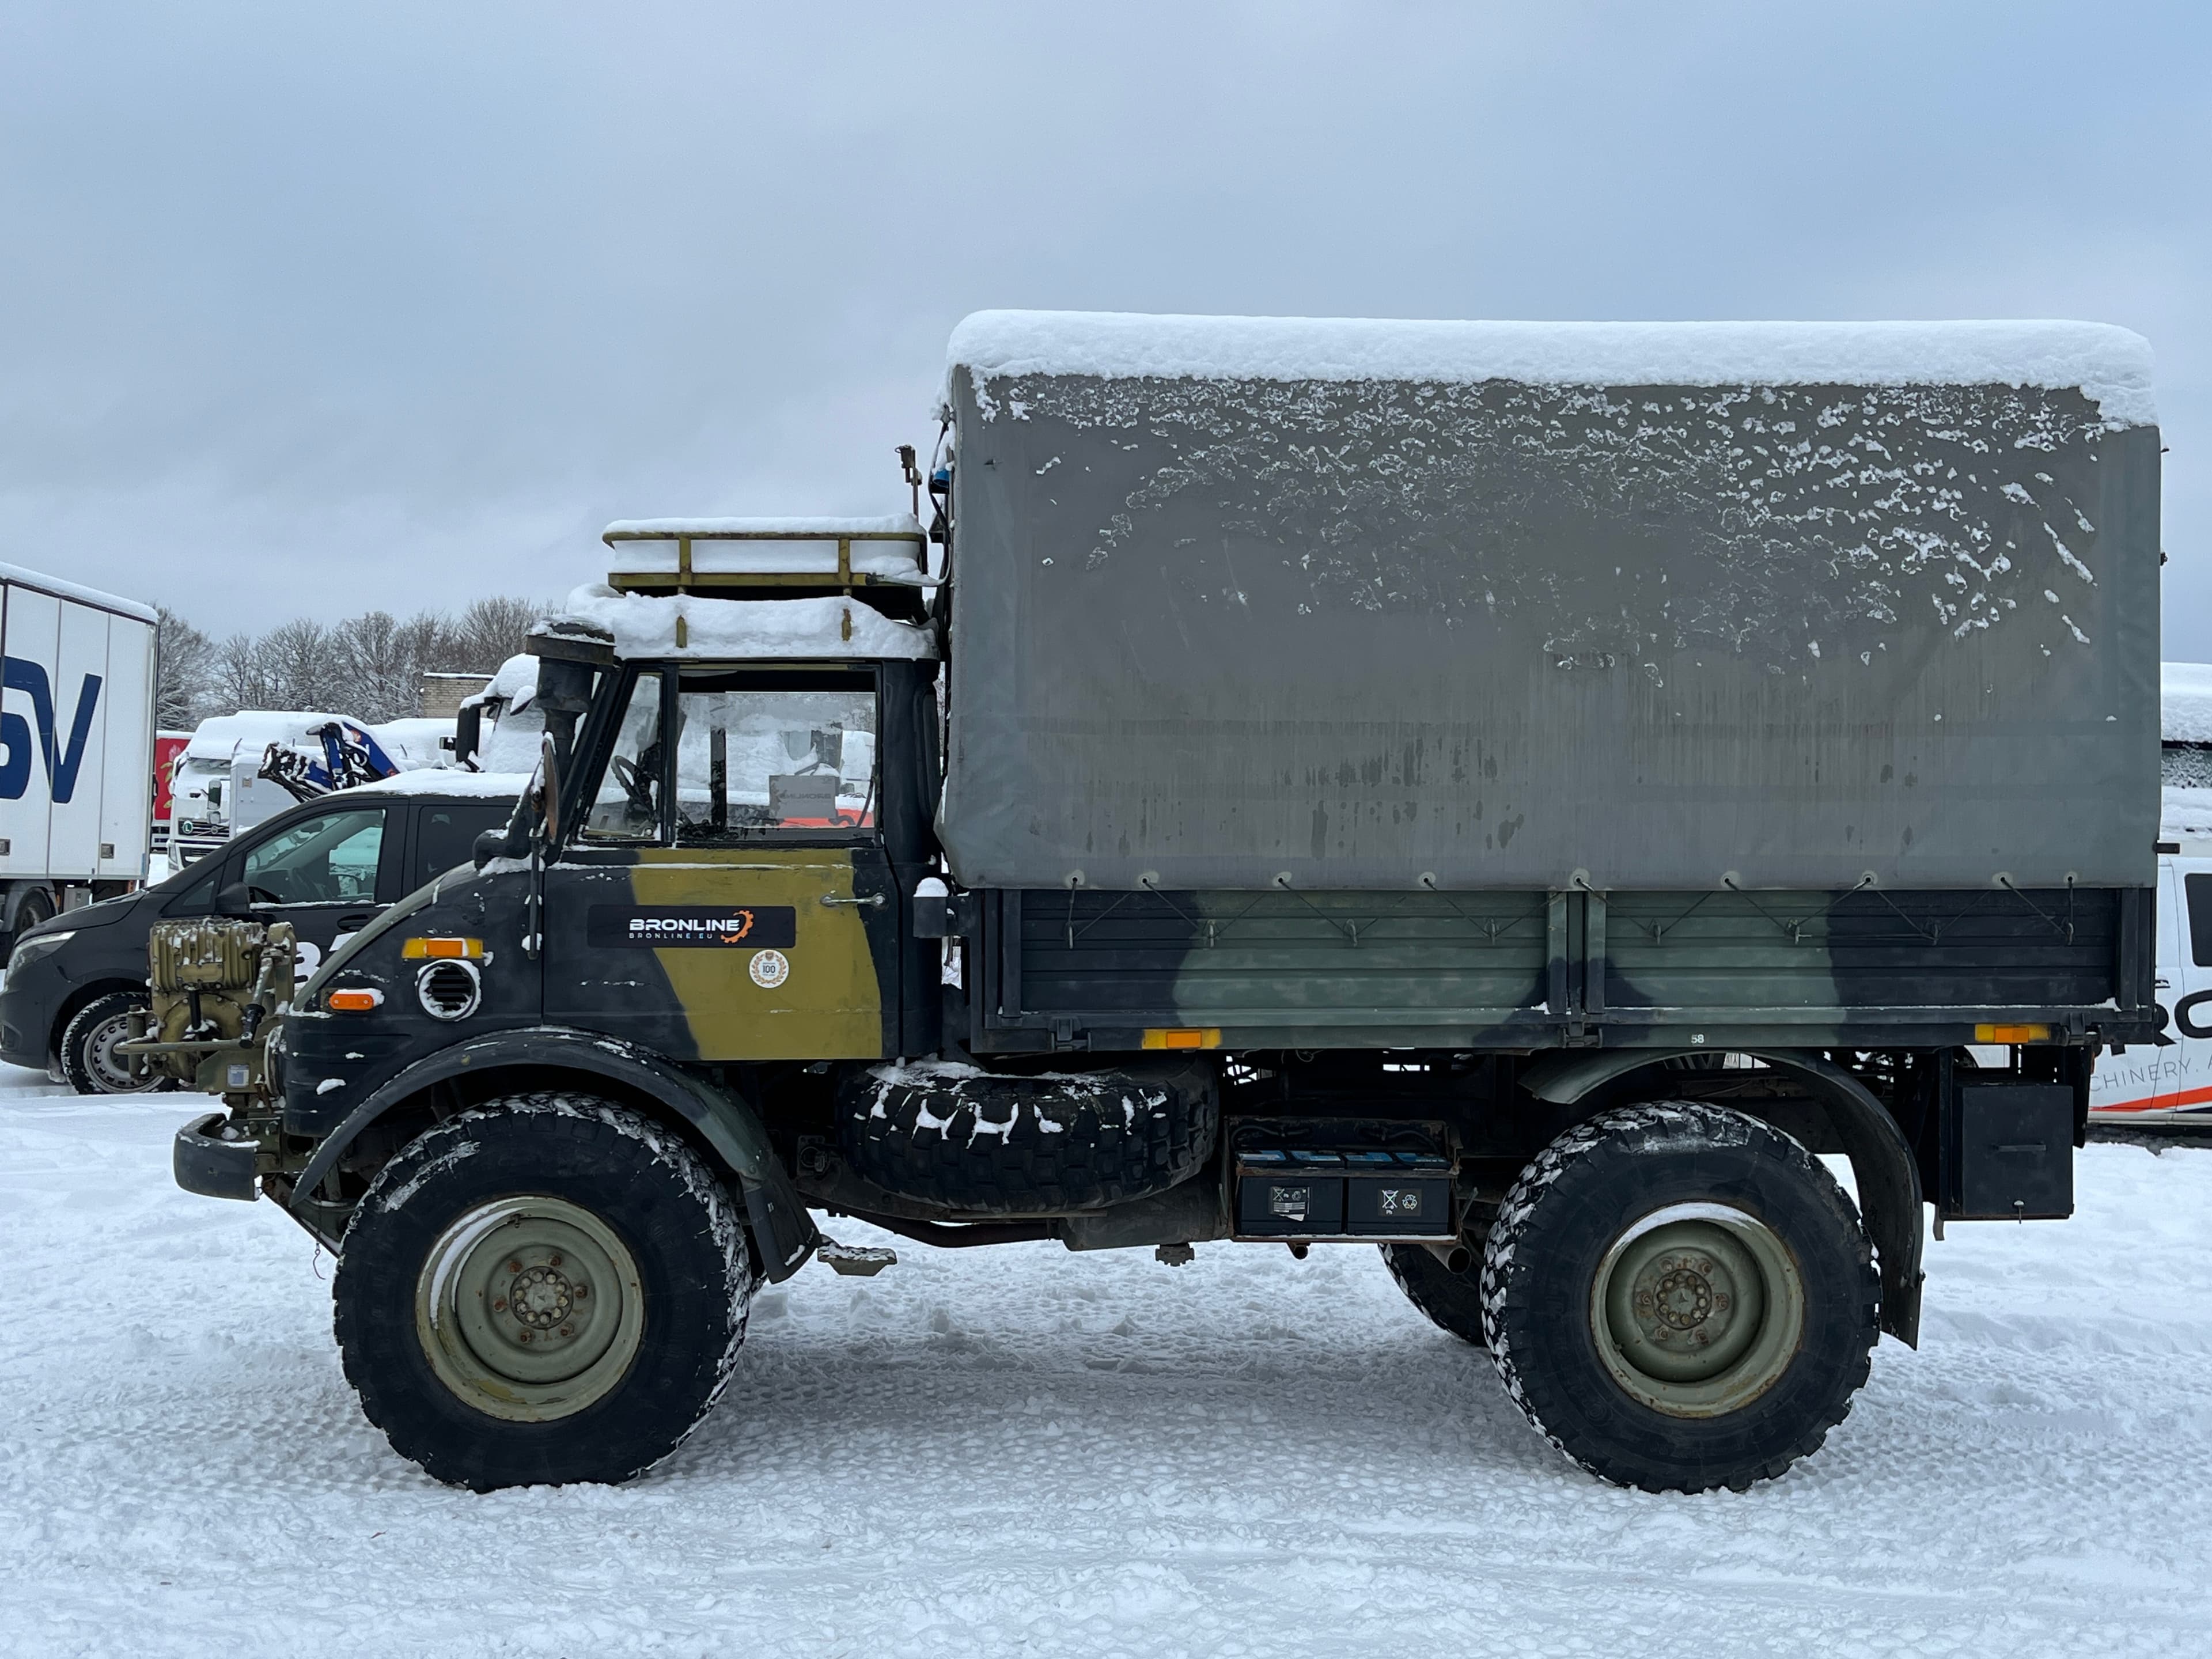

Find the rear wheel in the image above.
[
  {"left": 1480, "top": 1101, "right": 1878, "bottom": 1493},
  {"left": 60, "top": 991, "right": 170, "bottom": 1094},
  {"left": 335, "top": 1093, "right": 756, "bottom": 1491}
]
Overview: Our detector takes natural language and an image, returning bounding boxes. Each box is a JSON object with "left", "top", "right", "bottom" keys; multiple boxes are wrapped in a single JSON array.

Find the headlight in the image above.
[{"left": 7, "top": 930, "right": 75, "bottom": 971}]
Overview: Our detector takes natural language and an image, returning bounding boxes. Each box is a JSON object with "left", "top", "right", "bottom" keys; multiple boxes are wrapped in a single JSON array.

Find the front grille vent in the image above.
[{"left": 416, "top": 960, "right": 482, "bottom": 1022}]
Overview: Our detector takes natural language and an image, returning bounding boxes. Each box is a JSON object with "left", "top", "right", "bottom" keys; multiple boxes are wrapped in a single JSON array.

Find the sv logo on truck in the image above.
[
  {"left": 0, "top": 658, "right": 101, "bottom": 803},
  {"left": 586, "top": 906, "right": 798, "bottom": 948}
]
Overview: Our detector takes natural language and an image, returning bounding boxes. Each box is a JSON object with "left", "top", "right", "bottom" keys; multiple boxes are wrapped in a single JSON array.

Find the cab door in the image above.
[{"left": 542, "top": 665, "right": 896, "bottom": 1061}]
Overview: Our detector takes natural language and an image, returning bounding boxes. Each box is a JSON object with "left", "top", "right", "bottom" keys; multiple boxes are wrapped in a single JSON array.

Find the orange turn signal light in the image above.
[
  {"left": 1142, "top": 1027, "right": 1222, "bottom": 1050},
  {"left": 327, "top": 987, "right": 385, "bottom": 1013},
  {"left": 1974, "top": 1022, "right": 2051, "bottom": 1044},
  {"left": 402, "top": 937, "right": 483, "bottom": 960}
]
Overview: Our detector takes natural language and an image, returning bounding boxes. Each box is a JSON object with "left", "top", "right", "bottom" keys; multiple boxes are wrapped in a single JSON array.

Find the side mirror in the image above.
[
  {"left": 216, "top": 881, "right": 255, "bottom": 915},
  {"left": 453, "top": 703, "right": 482, "bottom": 771}
]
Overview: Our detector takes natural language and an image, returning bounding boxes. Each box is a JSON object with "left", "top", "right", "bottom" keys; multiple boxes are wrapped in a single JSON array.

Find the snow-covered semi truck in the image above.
[
  {"left": 0, "top": 563, "right": 156, "bottom": 951},
  {"left": 162, "top": 313, "right": 2161, "bottom": 1496}
]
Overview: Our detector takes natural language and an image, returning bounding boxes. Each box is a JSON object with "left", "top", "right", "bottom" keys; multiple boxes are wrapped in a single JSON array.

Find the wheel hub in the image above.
[
  {"left": 507, "top": 1264, "right": 575, "bottom": 1329},
  {"left": 1590, "top": 1205, "right": 1805, "bottom": 1418},
  {"left": 1646, "top": 1260, "right": 1720, "bottom": 1334}
]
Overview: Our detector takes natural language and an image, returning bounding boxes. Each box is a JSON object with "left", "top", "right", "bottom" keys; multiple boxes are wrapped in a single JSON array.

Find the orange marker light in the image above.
[
  {"left": 1142, "top": 1027, "right": 1222, "bottom": 1050},
  {"left": 327, "top": 987, "right": 385, "bottom": 1012},
  {"left": 1974, "top": 1022, "right": 2051, "bottom": 1044},
  {"left": 402, "top": 937, "right": 484, "bottom": 960}
]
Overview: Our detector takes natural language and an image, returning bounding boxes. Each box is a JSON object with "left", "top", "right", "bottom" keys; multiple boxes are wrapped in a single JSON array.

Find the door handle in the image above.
[
  {"left": 338, "top": 913, "right": 376, "bottom": 929},
  {"left": 820, "top": 893, "right": 886, "bottom": 909}
]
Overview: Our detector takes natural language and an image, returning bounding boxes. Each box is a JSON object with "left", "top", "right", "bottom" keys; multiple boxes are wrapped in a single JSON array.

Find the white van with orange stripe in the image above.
[{"left": 2089, "top": 841, "right": 2212, "bottom": 1123}]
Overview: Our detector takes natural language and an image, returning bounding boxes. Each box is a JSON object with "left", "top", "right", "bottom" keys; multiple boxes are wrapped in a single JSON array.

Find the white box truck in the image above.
[{"left": 0, "top": 563, "right": 158, "bottom": 950}]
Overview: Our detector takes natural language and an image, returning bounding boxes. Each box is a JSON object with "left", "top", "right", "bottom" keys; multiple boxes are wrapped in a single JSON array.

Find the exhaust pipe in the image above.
[{"left": 1419, "top": 1239, "right": 1473, "bottom": 1275}]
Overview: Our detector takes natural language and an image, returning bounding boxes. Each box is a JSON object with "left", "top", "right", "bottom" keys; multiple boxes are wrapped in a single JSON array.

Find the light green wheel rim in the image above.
[
  {"left": 414, "top": 1195, "right": 646, "bottom": 1423},
  {"left": 1589, "top": 1202, "right": 1805, "bottom": 1419}
]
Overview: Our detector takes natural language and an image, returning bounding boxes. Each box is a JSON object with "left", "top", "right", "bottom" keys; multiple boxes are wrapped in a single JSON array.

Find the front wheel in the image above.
[
  {"left": 1480, "top": 1101, "right": 1879, "bottom": 1493},
  {"left": 335, "top": 1094, "right": 757, "bottom": 1491}
]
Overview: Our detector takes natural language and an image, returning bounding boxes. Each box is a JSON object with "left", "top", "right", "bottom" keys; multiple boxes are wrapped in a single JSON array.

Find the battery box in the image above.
[
  {"left": 1942, "top": 1080, "right": 2075, "bottom": 1221},
  {"left": 1231, "top": 1120, "right": 1455, "bottom": 1240}
]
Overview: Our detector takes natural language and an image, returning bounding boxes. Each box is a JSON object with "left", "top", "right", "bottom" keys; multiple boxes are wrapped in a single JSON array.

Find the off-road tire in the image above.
[
  {"left": 1480, "top": 1101, "right": 1879, "bottom": 1493},
  {"left": 839, "top": 1060, "right": 1216, "bottom": 1213},
  {"left": 335, "top": 1093, "right": 756, "bottom": 1491},
  {"left": 1381, "top": 1242, "right": 1488, "bottom": 1348},
  {"left": 60, "top": 991, "right": 173, "bottom": 1094}
]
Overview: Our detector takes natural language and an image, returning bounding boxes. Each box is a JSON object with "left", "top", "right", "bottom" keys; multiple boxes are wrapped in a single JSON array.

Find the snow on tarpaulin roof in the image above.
[
  {"left": 945, "top": 310, "right": 2158, "bottom": 430},
  {"left": 551, "top": 585, "right": 936, "bottom": 661},
  {"left": 2164, "top": 662, "right": 2212, "bottom": 744}
]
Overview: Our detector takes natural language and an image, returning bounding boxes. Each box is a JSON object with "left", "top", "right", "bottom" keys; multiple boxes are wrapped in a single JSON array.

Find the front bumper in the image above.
[{"left": 174, "top": 1111, "right": 259, "bottom": 1201}]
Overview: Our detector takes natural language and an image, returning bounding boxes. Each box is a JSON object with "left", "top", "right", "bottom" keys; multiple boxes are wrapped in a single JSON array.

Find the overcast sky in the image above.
[{"left": 1, "top": 2, "right": 2205, "bottom": 649}]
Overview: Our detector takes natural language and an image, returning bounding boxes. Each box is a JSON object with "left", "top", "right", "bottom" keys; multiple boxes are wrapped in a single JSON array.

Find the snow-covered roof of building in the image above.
[
  {"left": 2165, "top": 662, "right": 2212, "bottom": 744},
  {"left": 604, "top": 515, "right": 923, "bottom": 540},
  {"left": 0, "top": 560, "right": 160, "bottom": 625},
  {"left": 945, "top": 310, "right": 2158, "bottom": 430},
  {"left": 551, "top": 585, "right": 937, "bottom": 661}
]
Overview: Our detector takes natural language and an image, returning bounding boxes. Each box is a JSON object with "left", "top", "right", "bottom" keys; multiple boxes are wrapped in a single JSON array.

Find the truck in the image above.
[
  {"left": 2088, "top": 662, "right": 2212, "bottom": 1123},
  {"left": 169, "top": 711, "right": 439, "bottom": 864},
  {"left": 0, "top": 562, "right": 157, "bottom": 954},
  {"left": 158, "top": 312, "right": 2162, "bottom": 1496}
]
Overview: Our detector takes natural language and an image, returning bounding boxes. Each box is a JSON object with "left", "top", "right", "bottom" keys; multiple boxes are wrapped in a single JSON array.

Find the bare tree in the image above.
[
  {"left": 211, "top": 632, "right": 273, "bottom": 716},
  {"left": 329, "top": 610, "right": 422, "bottom": 722},
  {"left": 163, "top": 594, "right": 554, "bottom": 727},
  {"left": 442, "top": 596, "right": 548, "bottom": 674},
  {"left": 153, "top": 606, "right": 217, "bottom": 730},
  {"left": 256, "top": 618, "right": 332, "bottom": 709}
]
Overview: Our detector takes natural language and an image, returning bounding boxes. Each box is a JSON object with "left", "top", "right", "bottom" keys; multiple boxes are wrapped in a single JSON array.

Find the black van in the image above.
[{"left": 0, "top": 780, "right": 520, "bottom": 1092}]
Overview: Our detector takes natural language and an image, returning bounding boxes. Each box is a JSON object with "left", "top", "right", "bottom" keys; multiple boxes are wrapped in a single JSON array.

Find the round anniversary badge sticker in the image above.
[{"left": 748, "top": 949, "right": 790, "bottom": 989}]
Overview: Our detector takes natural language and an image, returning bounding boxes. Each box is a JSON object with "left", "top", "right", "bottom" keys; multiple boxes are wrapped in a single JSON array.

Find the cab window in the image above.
[
  {"left": 412, "top": 802, "right": 514, "bottom": 887},
  {"left": 582, "top": 671, "right": 666, "bottom": 842},
  {"left": 673, "top": 671, "right": 876, "bottom": 844},
  {"left": 2188, "top": 873, "right": 2212, "bottom": 967},
  {"left": 241, "top": 808, "right": 388, "bottom": 906}
]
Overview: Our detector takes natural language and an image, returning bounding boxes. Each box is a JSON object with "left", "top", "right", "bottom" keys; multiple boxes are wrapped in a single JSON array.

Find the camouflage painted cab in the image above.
[{"left": 176, "top": 316, "right": 2163, "bottom": 1497}]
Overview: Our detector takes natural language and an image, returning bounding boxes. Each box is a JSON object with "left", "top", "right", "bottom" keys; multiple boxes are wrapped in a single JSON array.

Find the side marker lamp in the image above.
[
  {"left": 402, "top": 937, "right": 484, "bottom": 960},
  {"left": 327, "top": 988, "right": 385, "bottom": 1013},
  {"left": 1974, "top": 1022, "right": 2051, "bottom": 1044},
  {"left": 1142, "top": 1027, "right": 1222, "bottom": 1050}
]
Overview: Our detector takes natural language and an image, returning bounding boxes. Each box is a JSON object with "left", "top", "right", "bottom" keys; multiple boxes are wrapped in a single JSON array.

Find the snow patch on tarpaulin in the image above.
[
  {"left": 2162, "top": 662, "right": 2212, "bottom": 744},
  {"left": 552, "top": 585, "right": 937, "bottom": 661},
  {"left": 946, "top": 310, "right": 2158, "bottom": 430}
]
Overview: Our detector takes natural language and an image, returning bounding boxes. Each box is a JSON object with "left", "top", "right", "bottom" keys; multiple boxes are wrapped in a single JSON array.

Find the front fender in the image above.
[{"left": 290, "top": 1025, "right": 818, "bottom": 1280}]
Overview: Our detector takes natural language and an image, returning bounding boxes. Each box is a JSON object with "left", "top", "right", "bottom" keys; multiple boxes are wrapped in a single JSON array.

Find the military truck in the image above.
[{"left": 165, "top": 312, "right": 2162, "bottom": 1495}]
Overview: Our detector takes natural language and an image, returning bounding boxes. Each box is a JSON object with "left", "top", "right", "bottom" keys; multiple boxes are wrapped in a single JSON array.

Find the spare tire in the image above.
[{"left": 839, "top": 1058, "right": 1217, "bottom": 1214}]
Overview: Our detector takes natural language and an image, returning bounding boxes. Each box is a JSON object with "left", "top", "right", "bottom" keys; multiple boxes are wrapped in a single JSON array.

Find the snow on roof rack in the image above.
[{"left": 600, "top": 515, "right": 931, "bottom": 602}]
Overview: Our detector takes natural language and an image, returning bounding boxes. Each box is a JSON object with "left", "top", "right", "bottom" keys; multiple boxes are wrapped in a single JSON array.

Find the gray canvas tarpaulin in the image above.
[{"left": 935, "top": 312, "right": 2161, "bottom": 893}]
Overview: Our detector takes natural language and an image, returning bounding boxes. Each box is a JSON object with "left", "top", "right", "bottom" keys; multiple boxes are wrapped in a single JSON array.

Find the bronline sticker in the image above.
[{"left": 749, "top": 949, "right": 790, "bottom": 989}]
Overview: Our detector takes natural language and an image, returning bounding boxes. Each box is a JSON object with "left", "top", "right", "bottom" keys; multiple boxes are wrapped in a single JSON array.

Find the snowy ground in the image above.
[{"left": 5, "top": 1072, "right": 2210, "bottom": 1658}]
